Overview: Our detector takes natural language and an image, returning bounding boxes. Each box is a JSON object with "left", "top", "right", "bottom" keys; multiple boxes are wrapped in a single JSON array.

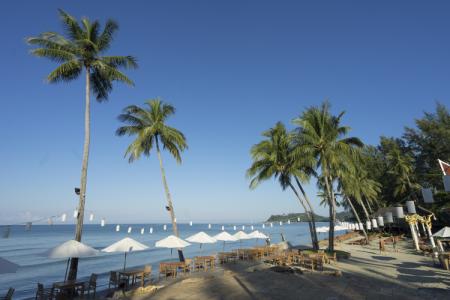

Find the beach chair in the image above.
[
  {"left": 85, "top": 273, "right": 97, "bottom": 297},
  {"left": 1, "top": 288, "right": 14, "bottom": 300},
  {"left": 135, "top": 265, "right": 152, "bottom": 286},
  {"left": 35, "top": 283, "right": 54, "bottom": 300}
]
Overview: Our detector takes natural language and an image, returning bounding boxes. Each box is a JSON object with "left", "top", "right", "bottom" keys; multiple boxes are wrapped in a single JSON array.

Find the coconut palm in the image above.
[
  {"left": 339, "top": 168, "right": 381, "bottom": 243},
  {"left": 117, "top": 99, "right": 187, "bottom": 261},
  {"left": 292, "top": 102, "right": 363, "bottom": 252},
  {"left": 247, "top": 122, "right": 319, "bottom": 250},
  {"left": 27, "top": 10, "right": 137, "bottom": 280},
  {"left": 386, "top": 147, "right": 421, "bottom": 200}
]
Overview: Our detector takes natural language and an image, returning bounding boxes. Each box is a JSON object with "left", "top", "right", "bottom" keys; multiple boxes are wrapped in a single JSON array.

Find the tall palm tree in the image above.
[
  {"left": 292, "top": 102, "right": 363, "bottom": 252},
  {"left": 247, "top": 122, "right": 319, "bottom": 250},
  {"left": 338, "top": 167, "right": 381, "bottom": 243},
  {"left": 386, "top": 147, "right": 421, "bottom": 200},
  {"left": 27, "top": 10, "right": 137, "bottom": 280},
  {"left": 117, "top": 99, "right": 187, "bottom": 261}
]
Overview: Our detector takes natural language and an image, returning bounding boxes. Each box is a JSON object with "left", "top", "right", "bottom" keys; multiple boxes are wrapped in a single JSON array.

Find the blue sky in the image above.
[{"left": 0, "top": 0, "right": 448, "bottom": 224}]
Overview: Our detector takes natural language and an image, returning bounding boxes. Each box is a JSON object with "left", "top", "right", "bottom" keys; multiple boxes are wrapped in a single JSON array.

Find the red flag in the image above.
[{"left": 438, "top": 159, "right": 450, "bottom": 175}]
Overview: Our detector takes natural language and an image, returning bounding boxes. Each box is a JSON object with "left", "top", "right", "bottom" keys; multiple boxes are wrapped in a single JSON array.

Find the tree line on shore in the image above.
[{"left": 247, "top": 102, "right": 450, "bottom": 252}]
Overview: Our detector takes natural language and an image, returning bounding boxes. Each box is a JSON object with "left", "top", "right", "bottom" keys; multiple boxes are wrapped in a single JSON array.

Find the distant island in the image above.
[{"left": 266, "top": 211, "right": 353, "bottom": 222}]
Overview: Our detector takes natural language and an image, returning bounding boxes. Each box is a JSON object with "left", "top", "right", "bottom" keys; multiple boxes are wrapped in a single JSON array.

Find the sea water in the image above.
[{"left": 0, "top": 222, "right": 334, "bottom": 299}]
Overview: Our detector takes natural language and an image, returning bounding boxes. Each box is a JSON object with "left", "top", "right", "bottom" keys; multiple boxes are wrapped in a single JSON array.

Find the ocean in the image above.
[{"left": 0, "top": 222, "right": 336, "bottom": 299}]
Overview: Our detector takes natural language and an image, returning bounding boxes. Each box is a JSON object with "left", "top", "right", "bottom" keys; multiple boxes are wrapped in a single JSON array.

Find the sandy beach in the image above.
[{"left": 118, "top": 236, "right": 450, "bottom": 300}]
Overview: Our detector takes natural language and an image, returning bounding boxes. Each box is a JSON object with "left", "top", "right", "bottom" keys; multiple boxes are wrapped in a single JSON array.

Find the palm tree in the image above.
[
  {"left": 338, "top": 167, "right": 381, "bottom": 243},
  {"left": 247, "top": 122, "right": 319, "bottom": 250},
  {"left": 117, "top": 99, "right": 187, "bottom": 261},
  {"left": 292, "top": 102, "right": 363, "bottom": 252},
  {"left": 27, "top": 10, "right": 137, "bottom": 280},
  {"left": 386, "top": 147, "right": 421, "bottom": 200}
]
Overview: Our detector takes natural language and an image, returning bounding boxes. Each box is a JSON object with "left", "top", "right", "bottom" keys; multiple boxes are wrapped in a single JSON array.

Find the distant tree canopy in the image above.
[{"left": 360, "top": 103, "right": 450, "bottom": 222}]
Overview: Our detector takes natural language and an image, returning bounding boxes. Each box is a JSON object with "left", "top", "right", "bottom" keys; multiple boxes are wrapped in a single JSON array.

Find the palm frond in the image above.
[{"left": 47, "top": 60, "right": 82, "bottom": 83}]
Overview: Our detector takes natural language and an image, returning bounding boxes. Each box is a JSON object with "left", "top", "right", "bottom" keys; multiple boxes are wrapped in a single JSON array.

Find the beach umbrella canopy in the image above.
[
  {"left": 44, "top": 240, "right": 98, "bottom": 280},
  {"left": 432, "top": 227, "right": 450, "bottom": 238},
  {"left": 248, "top": 230, "right": 268, "bottom": 239},
  {"left": 186, "top": 231, "right": 217, "bottom": 244},
  {"left": 0, "top": 258, "right": 19, "bottom": 274},
  {"left": 102, "top": 237, "right": 148, "bottom": 253},
  {"left": 233, "top": 231, "right": 250, "bottom": 240},
  {"left": 155, "top": 235, "right": 191, "bottom": 248},
  {"left": 102, "top": 237, "right": 149, "bottom": 270},
  {"left": 45, "top": 240, "right": 98, "bottom": 259},
  {"left": 214, "top": 231, "right": 238, "bottom": 242},
  {"left": 214, "top": 231, "right": 238, "bottom": 251}
]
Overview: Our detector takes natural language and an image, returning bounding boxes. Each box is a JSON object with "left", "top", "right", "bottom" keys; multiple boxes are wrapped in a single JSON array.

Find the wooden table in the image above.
[
  {"left": 160, "top": 262, "right": 186, "bottom": 278},
  {"left": 218, "top": 252, "right": 238, "bottom": 263},
  {"left": 53, "top": 280, "right": 85, "bottom": 297},
  {"left": 119, "top": 268, "right": 145, "bottom": 288},
  {"left": 194, "top": 256, "right": 215, "bottom": 271}
]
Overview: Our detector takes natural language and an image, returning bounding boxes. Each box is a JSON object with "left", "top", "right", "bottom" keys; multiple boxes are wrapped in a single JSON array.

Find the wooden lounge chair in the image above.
[
  {"left": 1, "top": 288, "right": 14, "bottom": 300},
  {"left": 35, "top": 283, "right": 54, "bottom": 300},
  {"left": 85, "top": 273, "right": 97, "bottom": 297}
]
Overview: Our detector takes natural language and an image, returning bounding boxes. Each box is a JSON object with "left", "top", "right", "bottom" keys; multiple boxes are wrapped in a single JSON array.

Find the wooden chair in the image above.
[
  {"left": 136, "top": 265, "right": 152, "bottom": 285},
  {"left": 178, "top": 258, "right": 192, "bottom": 274},
  {"left": 85, "top": 273, "right": 97, "bottom": 297},
  {"left": 159, "top": 263, "right": 176, "bottom": 279},
  {"left": 35, "top": 283, "right": 54, "bottom": 300},
  {"left": 1, "top": 288, "right": 14, "bottom": 300},
  {"left": 327, "top": 252, "right": 337, "bottom": 265},
  {"left": 108, "top": 271, "right": 126, "bottom": 290}
]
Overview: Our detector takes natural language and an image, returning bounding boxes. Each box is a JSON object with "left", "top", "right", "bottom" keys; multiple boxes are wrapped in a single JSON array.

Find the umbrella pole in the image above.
[
  {"left": 124, "top": 252, "right": 127, "bottom": 271},
  {"left": 64, "top": 258, "right": 70, "bottom": 281},
  {"left": 223, "top": 241, "right": 225, "bottom": 252}
]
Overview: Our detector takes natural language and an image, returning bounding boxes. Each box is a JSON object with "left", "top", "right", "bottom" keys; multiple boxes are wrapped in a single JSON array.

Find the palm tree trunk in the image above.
[
  {"left": 345, "top": 196, "right": 369, "bottom": 243},
  {"left": 324, "top": 175, "right": 335, "bottom": 252},
  {"left": 364, "top": 198, "right": 373, "bottom": 214},
  {"left": 294, "top": 177, "right": 319, "bottom": 250},
  {"left": 155, "top": 138, "right": 184, "bottom": 262},
  {"left": 68, "top": 68, "right": 91, "bottom": 281},
  {"left": 359, "top": 199, "right": 371, "bottom": 222},
  {"left": 287, "top": 182, "right": 318, "bottom": 250}
]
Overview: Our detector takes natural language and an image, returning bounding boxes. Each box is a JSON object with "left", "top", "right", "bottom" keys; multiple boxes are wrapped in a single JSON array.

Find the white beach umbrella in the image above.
[
  {"left": 0, "top": 257, "right": 19, "bottom": 274},
  {"left": 45, "top": 240, "right": 98, "bottom": 259},
  {"left": 156, "top": 235, "right": 191, "bottom": 248},
  {"left": 214, "top": 231, "right": 238, "bottom": 251},
  {"left": 233, "top": 231, "right": 251, "bottom": 248},
  {"left": 248, "top": 230, "right": 268, "bottom": 239},
  {"left": 233, "top": 231, "right": 250, "bottom": 240},
  {"left": 45, "top": 240, "right": 98, "bottom": 280},
  {"left": 102, "top": 237, "right": 149, "bottom": 270},
  {"left": 248, "top": 230, "right": 269, "bottom": 245},
  {"left": 186, "top": 231, "right": 217, "bottom": 244},
  {"left": 186, "top": 231, "right": 217, "bottom": 252},
  {"left": 432, "top": 227, "right": 450, "bottom": 238}
]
